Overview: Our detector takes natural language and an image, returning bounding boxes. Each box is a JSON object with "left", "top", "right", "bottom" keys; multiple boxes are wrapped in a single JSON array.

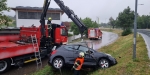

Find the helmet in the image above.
[
  {"left": 79, "top": 52, "right": 84, "bottom": 57},
  {"left": 48, "top": 17, "right": 52, "bottom": 20}
]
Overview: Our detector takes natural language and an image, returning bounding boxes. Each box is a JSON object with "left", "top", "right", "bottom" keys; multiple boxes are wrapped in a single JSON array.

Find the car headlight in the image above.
[{"left": 106, "top": 53, "right": 112, "bottom": 56}]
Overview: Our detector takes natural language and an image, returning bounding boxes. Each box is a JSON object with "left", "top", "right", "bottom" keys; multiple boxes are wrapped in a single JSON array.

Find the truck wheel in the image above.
[{"left": 0, "top": 59, "right": 11, "bottom": 73}]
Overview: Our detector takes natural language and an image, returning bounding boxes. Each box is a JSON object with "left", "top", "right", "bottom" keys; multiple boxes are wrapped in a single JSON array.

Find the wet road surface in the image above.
[
  {"left": 1, "top": 58, "right": 49, "bottom": 75},
  {"left": 86, "top": 31, "right": 118, "bottom": 50},
  {"left": 138, "top": 29, "right": 150, "bottom": 59},
  {"left": 2, "top": 31, "right": 118, "bottom": 75}
]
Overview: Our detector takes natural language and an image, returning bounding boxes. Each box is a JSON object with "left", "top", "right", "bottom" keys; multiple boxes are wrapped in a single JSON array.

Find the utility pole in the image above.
[
  {"left": 133, "top": 0, "right": 138, "bottom": 59},
  {"left": 97, "top": 17, "right": 99, "bottom": 24}
]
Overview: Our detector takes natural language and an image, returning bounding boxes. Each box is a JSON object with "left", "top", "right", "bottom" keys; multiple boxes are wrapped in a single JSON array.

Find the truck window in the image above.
[{"left": 61, "top": 28, "right": 67, "bottom": 36}]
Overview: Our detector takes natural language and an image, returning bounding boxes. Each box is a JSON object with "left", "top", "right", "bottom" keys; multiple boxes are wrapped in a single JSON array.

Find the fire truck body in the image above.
[
  {"left": 0, "top": 24, "right": 68, "bottom": 73},
  {"left": 0, "top": 0, "right": 88, "bottom": 73},
  {"left": 88, "top": 28, "right": 102, "bottom": 40}
]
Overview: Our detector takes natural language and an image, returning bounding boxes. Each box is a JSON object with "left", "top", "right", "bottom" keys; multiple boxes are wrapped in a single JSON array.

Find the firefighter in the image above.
[
  {"left": 72, "top": 52, "right": 85, "bottom": 75},
  {"left": 47, "top": 17, "right": 52, "bottom": 24},
  {"left": 47, "top": 17, "right": 53, "bottom": 48}
]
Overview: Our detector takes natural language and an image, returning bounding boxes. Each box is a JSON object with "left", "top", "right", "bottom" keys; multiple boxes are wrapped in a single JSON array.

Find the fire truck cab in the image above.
[{"left": 88, "top": 28, "right": 102, "bottom": 40}]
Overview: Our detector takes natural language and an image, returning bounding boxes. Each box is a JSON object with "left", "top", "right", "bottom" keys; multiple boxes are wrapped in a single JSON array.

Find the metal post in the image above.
[{"left": 133, "top": 0, "right": 138, "bottom": 59}]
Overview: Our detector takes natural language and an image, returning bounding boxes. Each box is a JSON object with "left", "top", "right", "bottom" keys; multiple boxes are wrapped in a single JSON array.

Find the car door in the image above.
[
  {"left": 63, "top": 45, "right": 75, "bottom": 64},
  {"left": 73, "top": 45, "right": 95, "bottom": 66},
  {"left": 72, "top": 45, "right": 80, "bottom": 62},
  {"left": 88, "top": 48, "right": 97, "bottom": 66}
]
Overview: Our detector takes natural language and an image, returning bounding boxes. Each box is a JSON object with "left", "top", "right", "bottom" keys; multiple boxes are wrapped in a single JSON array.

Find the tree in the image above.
[
  {"left": 70, "top": 17, "right": 99, "bottom": 36},
  {"left": 108, "top": 17, "right": 116, "bottom": 29},
  {"left": 116, "top": 6, "right": 134, "bottom": 36},
  {"left": 137, "top": 15, "right": 150, "bottom": 29},
  {"left": 0, "top": 0, "right": 12, "bottom": 27}
]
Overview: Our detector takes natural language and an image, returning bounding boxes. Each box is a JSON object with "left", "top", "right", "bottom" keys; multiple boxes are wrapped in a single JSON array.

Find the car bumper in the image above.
[
  {"left": 48, "top": 59, "right": 51, "bottom": 66},
  {"left": 48, "top": 57, "right": 53, "bottom": 66},
  {"left": 108, "top": 56, "right": 117, "bottom": 65}
]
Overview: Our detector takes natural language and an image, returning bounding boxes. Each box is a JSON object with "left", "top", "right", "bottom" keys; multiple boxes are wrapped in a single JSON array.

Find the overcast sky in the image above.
[{"left": 4, "top": 0, "right": 150, "bottom": 23}]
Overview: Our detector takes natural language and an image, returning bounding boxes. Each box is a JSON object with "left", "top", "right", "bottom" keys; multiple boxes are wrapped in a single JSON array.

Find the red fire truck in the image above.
[
  {"left": 88, "top": 28, "right": 102, "bottom": 40},
  {"left": 0, "top": 3, "right": 68, "bottom": 74},
  {"left": 0, "top": 0, "right": 87, "bottom": 73},
  {"left": 0, "top": 24, "right": 68, "bottom": 73}
]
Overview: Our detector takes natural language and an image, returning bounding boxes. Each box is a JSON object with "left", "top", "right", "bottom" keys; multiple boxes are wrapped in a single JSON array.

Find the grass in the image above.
[{"left": 31, "top": 28, "right": 150, "bottom": 75}]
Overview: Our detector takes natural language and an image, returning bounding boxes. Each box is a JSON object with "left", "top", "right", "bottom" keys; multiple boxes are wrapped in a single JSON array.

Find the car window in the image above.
[
  {"left": 89, "top": 48, "right": 96, "bottom": 53},
  {"left": 64, "top": 45, "right": 74, "bottom": 51},
  {"left": 74, "top": 45, "right": 79, "bottom": 50},
  {"left": 78, "top": 46, "right": 89, "bottom": 53}
]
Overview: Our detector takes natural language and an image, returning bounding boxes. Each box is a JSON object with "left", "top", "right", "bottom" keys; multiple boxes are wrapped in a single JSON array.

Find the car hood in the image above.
[{"left": 94, "top": 51, "right": 111, "bottom": 57}]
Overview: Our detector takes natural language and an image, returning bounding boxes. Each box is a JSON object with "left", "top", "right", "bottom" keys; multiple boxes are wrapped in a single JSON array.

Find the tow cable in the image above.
[
  {"left": 58, "top": 62, "right": 62, "bottom": 75},
  {"left": 59, "top": 68, "right": 62, "bottom": 75}
]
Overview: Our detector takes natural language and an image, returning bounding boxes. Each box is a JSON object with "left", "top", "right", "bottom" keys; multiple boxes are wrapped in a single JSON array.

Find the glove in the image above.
[{"left": 76, "top": 60, "right": 81, "bottom": 65}]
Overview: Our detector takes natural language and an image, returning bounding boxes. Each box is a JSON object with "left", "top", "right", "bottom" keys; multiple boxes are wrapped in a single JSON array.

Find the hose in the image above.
[{"left": 59, "top": 68, "right": 62, "bottom": 75}]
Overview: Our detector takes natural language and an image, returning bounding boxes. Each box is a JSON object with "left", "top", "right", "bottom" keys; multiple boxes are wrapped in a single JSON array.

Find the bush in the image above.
[
  {"left": 68, "top": 33, "right": 73, "bottom": 37},
  {"left": 121, "top": 29, "right": 132, "bottom": 36}
]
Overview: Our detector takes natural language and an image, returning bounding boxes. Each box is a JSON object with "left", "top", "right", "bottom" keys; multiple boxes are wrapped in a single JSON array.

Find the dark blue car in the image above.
[{"left": 48, "top": 43, "right": 117, "bottom": 69}]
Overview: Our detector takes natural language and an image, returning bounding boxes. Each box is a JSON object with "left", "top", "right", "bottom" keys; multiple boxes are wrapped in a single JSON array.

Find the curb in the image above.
[{"left": 138, "top": 32, "right": 150, "bottom": 59}]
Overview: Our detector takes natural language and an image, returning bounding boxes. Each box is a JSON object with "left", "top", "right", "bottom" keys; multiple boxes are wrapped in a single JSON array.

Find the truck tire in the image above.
[{"left": 0, "top": 59, "right": 11, "bottom": 73}]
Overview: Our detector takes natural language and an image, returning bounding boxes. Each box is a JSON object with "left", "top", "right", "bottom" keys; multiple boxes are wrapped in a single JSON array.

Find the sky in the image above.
[{"left": 4, "top": 0, "right": 150, "bottom": 23}]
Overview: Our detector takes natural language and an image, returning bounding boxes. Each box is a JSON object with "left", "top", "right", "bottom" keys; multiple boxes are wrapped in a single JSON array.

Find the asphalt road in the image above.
[
  {"left": 85, "top": 31, "right": 118, "bottom": 50},
  {"left": 137, "top": 29, "right": 150, "bottom": 58}
]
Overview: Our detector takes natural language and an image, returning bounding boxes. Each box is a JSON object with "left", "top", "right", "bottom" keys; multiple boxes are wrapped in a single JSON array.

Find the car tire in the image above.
[
  {"left": 52, "top": 58, "right": 64, "bottom": 69},
  {"left": 98, "top": 58, "right": 110, "bottom": 69},
  {"left": 0, "top": 59, "right": 11, "bottom": 74}
]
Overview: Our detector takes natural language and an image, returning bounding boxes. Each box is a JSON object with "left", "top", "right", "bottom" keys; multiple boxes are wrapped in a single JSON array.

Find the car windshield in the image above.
[
  {"left": 72, "top": 41, "right": 93, "bottom": 48},
  {"left": 89, "top": 48, "right": 96, "bottom": 52},
  {"left": 78, "top": 46, "right": 89, "bottom": 53}
]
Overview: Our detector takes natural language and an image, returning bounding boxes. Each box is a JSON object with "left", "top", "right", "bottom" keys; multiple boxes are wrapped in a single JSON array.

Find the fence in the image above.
[{"left": 68, "top": 34, "right": 81, "bottom": 43}]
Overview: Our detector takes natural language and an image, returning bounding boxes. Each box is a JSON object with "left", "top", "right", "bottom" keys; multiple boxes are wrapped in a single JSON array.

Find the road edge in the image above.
[{"left": 138, "top": 32, "right": 150, "bottom": 59}]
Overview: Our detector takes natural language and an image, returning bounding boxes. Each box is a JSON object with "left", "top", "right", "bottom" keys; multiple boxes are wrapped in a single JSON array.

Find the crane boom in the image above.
[
  {"left": 54, "top": 0, "right": 87, "bottom": 34},
  {"left": 40, "top": 0, "right": 87, "bottom": 39},
  {"left": 40, "top": 0, "right": 51, "bottom": 37}
]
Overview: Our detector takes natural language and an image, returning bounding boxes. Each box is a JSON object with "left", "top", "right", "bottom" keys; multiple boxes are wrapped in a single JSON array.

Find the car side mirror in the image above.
[{"left": 85, "top": 50, "right": 92, "bottom": 54}]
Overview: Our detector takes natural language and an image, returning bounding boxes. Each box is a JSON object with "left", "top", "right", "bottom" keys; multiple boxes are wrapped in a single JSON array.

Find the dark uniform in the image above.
[{"left": 47, "top": 17, "right": 53, "bottom": 52}]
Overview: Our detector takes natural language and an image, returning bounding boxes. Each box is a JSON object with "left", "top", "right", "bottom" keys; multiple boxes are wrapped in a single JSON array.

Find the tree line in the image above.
[
  {"left": 108, "top": 7, "right": 150, "bottom": 30},
  {"left": 1, "top": 0, "right": 150, "bottom": 36},
  {"left": 0, "top": 0, "right": 12, "bottom": 27},
  {"left": 70, "top": 17, "right": 99, "bottom": 36}
]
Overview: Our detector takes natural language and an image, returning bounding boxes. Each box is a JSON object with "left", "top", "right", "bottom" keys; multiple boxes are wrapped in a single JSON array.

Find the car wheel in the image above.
[
  {"left": 98, "top": 58, "right": 109, "bottom": 69},
  {"left": 0, "top": 59, "right": 11, "bottom": 73},
  {"left": 52, "top": 58, "right": 64, "bottom": 69}
]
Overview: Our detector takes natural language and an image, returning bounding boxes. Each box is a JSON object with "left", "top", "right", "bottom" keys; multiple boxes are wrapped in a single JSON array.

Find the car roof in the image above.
[
  {"left": 67, "top": 43, "right": 87, "bottom": 47},
  {"left": 66, "top": 41, "right": 93, "bottom": 48}
]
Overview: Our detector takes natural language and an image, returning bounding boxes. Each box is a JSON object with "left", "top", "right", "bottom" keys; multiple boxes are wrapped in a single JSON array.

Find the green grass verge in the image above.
[{"left": 31, "top": 29, "right": 150, "bottom": 75}]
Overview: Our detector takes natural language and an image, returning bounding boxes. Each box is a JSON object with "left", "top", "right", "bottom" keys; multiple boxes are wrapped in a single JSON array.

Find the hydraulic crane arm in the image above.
[
  {"left": 40, "top": 0, "right": 51, "bottom": 37},
  {"left": 40, "top": 0, "right": 87, "bottom": 39},
  {"left": 54, "top": 0, "right": 87, "bottom": 35}
]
